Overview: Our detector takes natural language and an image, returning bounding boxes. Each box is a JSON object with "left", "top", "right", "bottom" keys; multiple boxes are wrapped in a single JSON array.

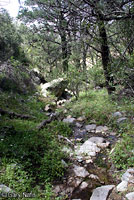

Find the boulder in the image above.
[
  {"left": 75, "top": 140, "right": 100, "bottom": 157},
  {"left": 73, "top": 165, "right": 89, "bottom": 178},
  {"left": 126, "top": 192, "right": 134, "bottom": 200},
  {"left": 90, "top": 185, "right": 115, "bottom": 200},
  {"left": 40, "top": 78, "right": 68, "bottom": 98},
  {"left": 116, "top": 181, "right": 128, "bottom": 192}
]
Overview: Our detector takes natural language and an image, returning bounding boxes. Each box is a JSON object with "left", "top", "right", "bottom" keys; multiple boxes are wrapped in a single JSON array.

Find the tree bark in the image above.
[
  {"left": 59, "top": 11, "right": 68, "bottom": 72},
  {"left": 98, "top": 17, "right": 115, "bottom": 94}
]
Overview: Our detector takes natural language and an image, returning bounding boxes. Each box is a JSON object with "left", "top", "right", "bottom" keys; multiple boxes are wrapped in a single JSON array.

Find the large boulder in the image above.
[{"left": 41, "top": 78, "right": 68, "bottom": 98}]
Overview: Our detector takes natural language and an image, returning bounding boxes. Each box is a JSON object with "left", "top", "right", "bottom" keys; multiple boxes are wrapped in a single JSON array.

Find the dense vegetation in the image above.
[{"left": 0, "top": 0, "right": 134, "bottom": 199}]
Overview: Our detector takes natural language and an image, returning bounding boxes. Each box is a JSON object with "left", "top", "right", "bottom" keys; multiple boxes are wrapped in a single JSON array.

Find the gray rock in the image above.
[
  {"left": 63, "top": 117, "right": 76, "bottom": 124},
  {"left": 0, "top": 184, "right": 12, "bottom": 193},
  {"left": 80, "top": 181, "right": 88, "bottom": 190},
  {"left": 96, "top": 126, "right": 109, "bottom": 133},
  {"left": 117, "top": 117, "right": 127, "bottom": 124},
  {"left": 88, "top": 137, "right": 110, "bottom": 148},
  {"left": 112, "top": 112, "right": 122, "bottom": 118},
  {"left": 126, "top": 192, "right": 134, "bottom": 200},
  {"left": 89, "top": 174, "right": 99, "bottom": 180},
  {"left": 116, "top": 181, "right": 128, "bottom": 192},
  {"left": 85, "top": 124, "right": 96, "bottom": 132},
  {"left": 122, "top": 168, "right": 134, "bottom": 183},
  {"left": 90, "top": 185, "right": 115, "bottom": 200},
  {"left": 75, "top": 122, "right": 82, "bottom": 128},
  {"left": 88, "top": 137, "right": 105, "bottom": 144},
  {"left": 75, "top": 140, "right": 100, "bottom": 157},
  {"left": 74, "top": 129, "right": 87, "bottom": 139},
  {"left": 73, "top": 165, "right": 89, "bottom": 178},
  {"left": 77, "top": 116, "right": 86, "bottom": 122}
]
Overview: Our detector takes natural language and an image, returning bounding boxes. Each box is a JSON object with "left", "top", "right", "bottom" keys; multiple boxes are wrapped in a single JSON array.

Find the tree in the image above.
[{"left": 0, "top": 9, "right": 22, "bottom": 61}]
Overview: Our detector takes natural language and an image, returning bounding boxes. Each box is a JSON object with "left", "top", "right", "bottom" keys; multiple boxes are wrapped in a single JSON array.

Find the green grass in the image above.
[
  {"left": 62, "top": 89, "right": 117, "bottom": 125},
  {"left": 0, "top": 91, "right": 71, "bottom": 199}
]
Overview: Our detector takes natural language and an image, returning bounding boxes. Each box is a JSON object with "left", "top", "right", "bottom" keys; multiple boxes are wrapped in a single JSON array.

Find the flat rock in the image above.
[
  {"left": 73, "top": 165, "right": 89, "bottom": 178},
  {"left": 90, "top": 185, "right": 115, "bottom": 200},
  {"left": 85, "top": 124, "right": 96, "bottom": 132},
  {"left": 96, "top": 126, "right": 109, "bottom": 133},
  {"left": 75, "top": 140, "right": 100, "bottom": 157},
  {"left": 121, "top": 168, "right": 134, "bottom": 183},
  {"left": 63, "top": 117, "right": 76, "bottom": 124},
  {"left": 112, "top": 112, "right": 122, "bottom": 118},
  {"left": 126, "top": 192, "right": 134, "bottom": 200},
  {"left": 117, "top": 117, "right": 127, "bottom": 124},
  {"left": 116, "top": 181, "right": 128, "bottom": 192}
]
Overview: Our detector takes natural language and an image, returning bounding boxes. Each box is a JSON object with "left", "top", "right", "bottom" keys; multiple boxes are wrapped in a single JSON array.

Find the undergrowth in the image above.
[{"left": 0, "top": 91, "right": 71, "bottom": 199}]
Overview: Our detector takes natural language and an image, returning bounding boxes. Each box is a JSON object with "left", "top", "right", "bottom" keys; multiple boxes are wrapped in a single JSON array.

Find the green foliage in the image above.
[
  {"left": 110, "top": 133, "right": 134, "bottom": 169},
  {"left": 0, "top": 92, "right": 67, "bottom": 198},
  {"left": 0, "top": 9, "right": 22, "bottom": 61},
  {"left": 48, "top": 121, "right": 72, "bottom": 137},
  {"left": 87, "top": 62, "right": 105, "bottom": 87},
  {"left": 66, "top": 65, "right": 87, "bottom": 99},
  {"left": 65, "top": 89, "right": 116, "bottom": 125}
]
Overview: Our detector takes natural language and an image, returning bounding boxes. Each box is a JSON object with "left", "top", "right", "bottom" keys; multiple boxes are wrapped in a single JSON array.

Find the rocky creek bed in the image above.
[{"left": 51, "top": 111, "right": 134, "bottom": 200}]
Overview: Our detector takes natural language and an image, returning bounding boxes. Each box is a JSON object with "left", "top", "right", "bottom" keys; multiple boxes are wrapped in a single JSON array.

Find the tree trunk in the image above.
[
  {"left": 59, "top": 11, "right": 68, "bottom": 72},
  {"left": 98, "top": 18, "right": 115, "bottom": 94},
  {"left": 60, "top": 33, "right": 68, "bottom": 72}
]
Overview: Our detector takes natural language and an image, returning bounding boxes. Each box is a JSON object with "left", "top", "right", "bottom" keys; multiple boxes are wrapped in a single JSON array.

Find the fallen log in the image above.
[
  {"left": 37, "top": 113, "right": 59, "bottom": 130},
  {"left": 0, "top": 108, "right": 34, "bottom": 120}
]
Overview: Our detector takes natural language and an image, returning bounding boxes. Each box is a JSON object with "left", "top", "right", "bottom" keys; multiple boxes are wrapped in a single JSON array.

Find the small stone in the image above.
[
  {"left": 73, "top": 165, "right": 89, "bottom": 178},
  {"left": 110, "top": 132, "right": 117, "bottom": 136},
  {"left": 89, "top": 174, "right": 99, "bottom": 180},
  {"left": 126, "top": 192, "right": 134, "bottom": 200},
  {"left": 63, "top": 117, "right": 76, "bottom": 124},
  {"left": 112, "top": 112, "right": 122, "bottom": 118},
  {"left": 77, "top": 116, "right": 86, "bottom": 122},
  {"left": 96, "top": 126, "right": 109, "bottom": 133},
  {"left": 116, "top": 181, "right": 128, "bottom": 192},
  {"left": 80, "top": 182, "right": 88, "bottom": 190},
  {"left": 90, "top": 185, "right": 115, "bottom": 200},
  {"left": 117, "top": 117, "right": 127, "bottom": 124},
  {"left": 75, "top": 122, "right": 82, "bottom": 128},
  {"left": 85, "top": 124, "right": 96, "bottom": 132},
  {"left": 76, "top": 156, "right": 83, "bottom": 163}
]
